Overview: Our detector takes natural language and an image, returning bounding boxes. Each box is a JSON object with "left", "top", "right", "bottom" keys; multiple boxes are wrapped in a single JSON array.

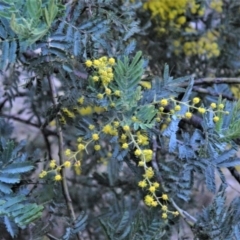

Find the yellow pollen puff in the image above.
[
  {"left": 159, "top": 107, "right": 164, "bottom": 112},
  {"left": 92, "top": 133, "right": 99, "bottom": 141},
  {"left": 160, "top": 99, "right": 168, "bottom": 106},
  {"left": 105, "top": 88, "right": 111, "bottom": 95},
  {"left": 39, "top": 170, "right": 47, "bottom": 178},
  {"left": 78, "top": 106, "right": 93, "bottom": 115},
  {"left": 54, "top": 174, "right": 62, "bottom": 181},
  {"left": 56, "top": 166, "right": 61, "bottom": 172},
  {"left": 98, "top": 69, "right": 104, "bottom": 75},
  {"left": 94, "top": 145, "right": 101, "bottom": 151},
  {"left": 153, "top": 182, "right": 160, "bottom": 188},
  {"left": 131, "top": 116, "right": 137, "bottom": 121},
  {"left": 149, "top": 186, "right": 156, "bottom": 193},
  {"left": 65, "top": 149, "right": 71, "bottom": 156},
  {"left": 100, "top": 56, "right": 107, "bottom": 62},
  {"left": 97, "top": 94, "right": 104, "bottom": 99},
  {"left": 218, "top": 104, "right": 224, "bottom": 110},
  {"left": 92, "top": 76, "right": 99, "bottom": 82},
  {"left": 173, "top": 211, "right": 179, "bottom": 216},
  {"left": 138, "top": 180, "right": 147, "bottom": 188},
  {"left": 135, "top": 149, "right": 142, "bottom": 156},
  {"left": 210, "top": 103, "right": 217, "bottom": 109},
  {"left": 138, "top": 160, "right": 144, "bottom": 167},
  {"left": 49, "top": 159, "right": 56, "bottom": 169},
  {"left": 89, "top": 124, "right": 95, "bottom": 130},
  {"left": 162, "top": 205, "right": 168, "bottom": 211},
  {"left": 101, "top": 71, "right": 108, "bottom": 77},
  {"left": 93, "top": 59, "right": 100, "bottom": 66},
  {"left": 108, "top": 57, "right": 116, "bottom": 65},
  {"left": 122, "top": 143, "right": 128, "bottom": 149},
  {"left": 113, "top": 121, "right": 120, "bottom": 127},
  {"left": 144, "top": 167, "right": 154, "bottom": 179},
  {"left": 174, "top": 105, "right": 181, "bottom": 111},
  {"left": 114, "top": 90, "right": 121, "bottom": 97},
  {"left": 77, "top": 96, "right": 84, "bottom": 104},
  {"left": 78, "top": 143, "right": 85, "bottom": 151},
  {"left": 142, "top": 149, "right": 153, "bottom": 162},
  {"left": 162, "top": 194, "right": 169, "bottom": 201},
  {"left": 144, "top": 195, "right": 154, "bottom": 206},
  {"left": 123, "top": 125, "right": 130, "bottom": 131},
  {"left": 85, "top": 60, "right": 92, "bottom": 67},
  {"left": 119, "top": 134, "right": 126, "bottom": 141},
  {"left": 177, "top": 16, "right": 186, "bottom": 25},
  {"left": 107, "top": 72, "right": 114, "bottom": 78},
  {"left": 64, "top": 161, "right": 71, "bottom": 168},
  {"left": 151, "top": 201, "right": 158, "bottom": 207},
  {"left": 106, "top": 67, "right": 112, "bottom": 73},
  {"left": 185, "top": 112, "right": 192, "bottom": 119},
  {"left": 198, "top": 107, "right": 206, "bottom": 114},
  {"left": 162, "top": 213, "right": 168, "bottom": 219},
  {"left": 192, "top": 97, "right": 200, "bottom": 104},
  {"left": 103, "top": 125, "right": 112, "bottom": 134},
  {"left": 74, "top": 160, "right": 81, "bottom": 167},
  {"left": 213, "top": 116, "right": 220, "bottom": 122}
]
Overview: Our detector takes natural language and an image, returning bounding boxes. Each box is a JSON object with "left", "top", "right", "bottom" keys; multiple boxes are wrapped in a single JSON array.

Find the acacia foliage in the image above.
[{"left": 1, "top": 0, "right": 240, "bottom": 239}]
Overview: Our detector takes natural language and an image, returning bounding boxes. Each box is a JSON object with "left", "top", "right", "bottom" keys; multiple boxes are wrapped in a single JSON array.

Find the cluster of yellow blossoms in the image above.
[
  {"left": 143, "top": 0, "right": 223, "bottom": 59},
  {"left": 85, "top": 56, "right": 115, "bottom": 86},
  {"left": 39, "top": 159, "right": 73, "bottom": 181},
  {"left": 143, "top": 0, "right": 205, "bottom": 32},
  {"left": 210, "top": 0, "right": 223, "bottom": 13},
  {"left": 182, "top": 31, "right": 220, "bottom": 58},
  {"left": 157, "top": 97, "right": 228, "bottom": 128},
  {"left": 43, "top": 53, "right": 230, "bottom": 220},
  {"left": 58, "top": 56, "right": 116, "bottom": 125},
  {"left": 59, "top": 97, "right": 106, "bottom": 125}
]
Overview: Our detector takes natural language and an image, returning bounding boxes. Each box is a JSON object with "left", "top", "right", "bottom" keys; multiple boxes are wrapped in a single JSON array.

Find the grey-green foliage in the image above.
[
  {"left": 0, "top": 0, "right": 62, "bottom": 70},
  {"left": 99, "top": 199, "right": 169, "bottom": 240},
  {"left": 2, "top": 0, "right": 240, "bottom": 239},
  {"left": 222, "top": 100, "right": 240, "bottom": 141},
  {"left": 194, "top": 185, "right": 240, "bottom": 240},
  {"left": 0, "top": 138, "right": 43, "bottom": 237},
  {"left": 61, "top": 212, "right": 88, "bottom": 240}
]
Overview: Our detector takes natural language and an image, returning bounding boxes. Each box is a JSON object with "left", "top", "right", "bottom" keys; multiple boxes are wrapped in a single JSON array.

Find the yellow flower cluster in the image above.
[
  {"left": 85, "top": 56, "right": 115, "bottom": 86},
  {"left": 156, "top": 97, "right": 228, "bottom": 128},
  {"left": 59, "top": 105, "right": 106, "bottom": 125},
  {"left": 134, "top": 130, "right": 179, "bottom": 218},
  {"left": 143, "top": 1, "right": 223, "bottom": 60},
  {"left": 182, "top": 31, "right": 220, "bottom": 58},
  {"left": 143, "top": 0, "right": 205, "bottom": 31},
  {"left": 136, "top": 131, "right": 149, "bottom": 146},
  {"left": 39, "top": 159, "right": 72, "bottom": 181},
  {"left": 102, "top": 124, "right": 118, "bottom": 136},
  {"left": 210, "top": 0, "right": 223, "bottom": 13}
]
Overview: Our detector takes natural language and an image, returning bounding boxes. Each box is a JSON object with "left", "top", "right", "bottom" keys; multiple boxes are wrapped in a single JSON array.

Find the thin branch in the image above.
[
  {"left": 173, "top": 77, "right": 240, "bottom": 88},
  {"left": 1, "top": 113, "right": 56, "bottom": 136},
  {"left": 0, "top": 92, "right": 26, "bottom": 111},
  {"left": 1, "top": 114, "right": 40, "bottom": 128},
  {"left": 48, "top": 76, "right": 82, "bottom": 240},
  {"left": 228, "top": 167, "right": 240, "bottom": 186},
  {"left": 170, "top": 198, "right": 197, "bottom": 227}
]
